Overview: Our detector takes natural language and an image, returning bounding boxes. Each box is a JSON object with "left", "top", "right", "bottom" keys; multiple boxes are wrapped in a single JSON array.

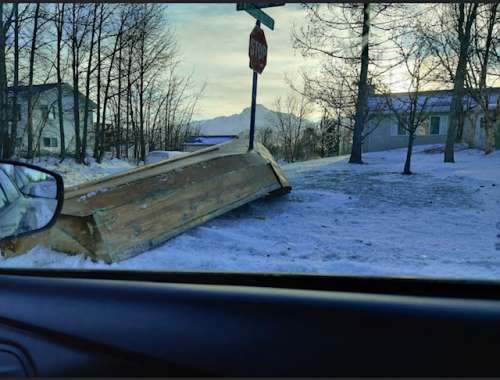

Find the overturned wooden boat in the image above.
[{"left": 2, "top": 136, "right": 291, "bottom": 263}]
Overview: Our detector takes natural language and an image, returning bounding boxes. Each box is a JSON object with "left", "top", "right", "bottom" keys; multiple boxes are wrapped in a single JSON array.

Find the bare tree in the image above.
[
  {"left": 69, "top": 4, "right": 91, "bottom": 159},
  {"left": 0, "top": 4, "right": 7, "bottom": 159},
  {"left": 256, "top": 126, "right": 275, "bottom": 151},
  {"left": 271, "top": 93, "right": 312, "bottom": 163},
  {"left": 0, "top": 3, "right": 203, "bottom": 166},
  {"left": 465, "top": 3, "right": 498, "bottom": 154},
  {"left": 317, "top": 108, "right": 340, "bottom": 158},
  {"left": 348, "top": 3, "right": 371, "bottom": 164},
  {"left": 25, "top": 3, "right": 41, "bottom": 160},
  {"left": 292, "top": 3, "right": 413, "bottom": 163},
  {"left": 54, "top": 3, "right": 66, "bottom": 160},
  {"left": 381, "top": 42, "right": 435, "bottom": 174},
  {"left": 93, "top": 4, "right": 106, "bottom": 160},
  {"left": 98, "top": 5, "right": 129, "bottom": 162},
  {"left": 114, "top": 19, "right": 123, "bottom": 158},
  {"left": 126, "top": 4, "right": 176, "bottom": 162},
  {"left": 0, "top": 4, "right": 21, "bottom": 158},
  {"left": 80, "top": 4, "right": 98, "bottom": 163},
  {"left": 433, "top": 4, "right": 478, "bottom": 162},
  {"left": 7, "top": 3, "right": 19, "bottom": 159}
]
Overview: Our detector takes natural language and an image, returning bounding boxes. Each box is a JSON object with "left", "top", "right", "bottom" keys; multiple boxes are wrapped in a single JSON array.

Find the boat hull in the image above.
[{"left": 1, "top": 138, "right": 291, "bottom": 263}]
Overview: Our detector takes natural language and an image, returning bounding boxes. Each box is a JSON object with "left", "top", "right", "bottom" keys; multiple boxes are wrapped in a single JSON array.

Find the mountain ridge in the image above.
[{"left": 192, "top": 104, "right": 311, "bottom": 136}]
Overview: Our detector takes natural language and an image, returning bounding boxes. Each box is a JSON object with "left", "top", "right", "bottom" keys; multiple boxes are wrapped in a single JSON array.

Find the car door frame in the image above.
[{"left": 0, "top": 268, "right": 500, "bottom": 376}]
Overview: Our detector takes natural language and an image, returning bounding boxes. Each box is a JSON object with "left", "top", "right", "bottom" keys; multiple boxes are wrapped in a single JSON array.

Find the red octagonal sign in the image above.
[{"left": 249, "top": 25, "right": 267, "bottom": 74}]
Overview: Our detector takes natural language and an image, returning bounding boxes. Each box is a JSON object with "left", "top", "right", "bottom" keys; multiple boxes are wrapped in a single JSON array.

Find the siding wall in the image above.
[{"left": 363, "top": 112, "right": 480, "bottom": 152}]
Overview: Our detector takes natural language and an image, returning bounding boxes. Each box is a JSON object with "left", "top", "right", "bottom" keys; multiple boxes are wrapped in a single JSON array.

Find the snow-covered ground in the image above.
[{"left": 3, "top": 145, "right": 500, "bottom": 281}]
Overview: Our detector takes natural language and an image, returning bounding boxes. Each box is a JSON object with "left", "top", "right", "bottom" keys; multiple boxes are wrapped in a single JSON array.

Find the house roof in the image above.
[
  {"left": 368, "top": 87, "right": 500, "bottom": 114},
  {"left": 7, "top": 83, "right": 59, "bottom": 94},
  {"left": 184, "top": 135, "right": 238, "bottom": 145},
  {"left": 7, "top": 82, "right": 98, "bottom": 109}
]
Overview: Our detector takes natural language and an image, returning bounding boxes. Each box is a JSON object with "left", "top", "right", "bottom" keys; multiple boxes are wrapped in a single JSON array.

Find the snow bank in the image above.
[
  {"left": 25, "top": 155, "right": 134, "bottom": 187},
  {"left": 2, "top": 145, "right": 500, "bottom": 281}
]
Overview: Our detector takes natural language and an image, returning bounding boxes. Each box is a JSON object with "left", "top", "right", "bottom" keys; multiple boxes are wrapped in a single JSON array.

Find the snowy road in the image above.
[{"left": 2, "top": 145, "right": 500, "bottom": 280}]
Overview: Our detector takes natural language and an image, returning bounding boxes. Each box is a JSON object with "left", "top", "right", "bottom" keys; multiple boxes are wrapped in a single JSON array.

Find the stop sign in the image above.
[{"left": 248, "top": 25, "right": 267, "bottom": 74}]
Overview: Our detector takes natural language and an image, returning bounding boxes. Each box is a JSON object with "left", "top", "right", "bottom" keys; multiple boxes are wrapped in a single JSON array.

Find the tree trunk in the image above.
[
  {"left": 484, "top": 115, "right": 496, "bottom": 154},
  {"left": 115, "top": 32, "right": 123, "bottom": 159},
  {"left": 26, "top": 3, "right": 41, "bottom": 160},
  {"left": 81, "top": 5, "right": 97, "bottom": 164},
  {"left": 56, "top": 4, "right": 65, "bottom": 160},
  {"left": 99, "top": 31, "right": 120, "bottom": 163},
  {"left": 480, "top": 4, "right": 497, "bottom": 155},
  {"left": 0, "top": 4, "right": 6, "bottom": 159},
  {"left": 125, "top": 50, "right": 132, "bottom": 159},
  {"left": 139, "top": 37, "right": 146, "bottom": 163},
  {"left": 403, "top": 132, "right": 415, "bottom": 175},
  {"left": 456, "top": 103, "right": 464, "bottom": 142},
  {"left": 94, "top": 5, "right": 103, "bottom": 159},
  {"left": 444, "top": 3, "right": 478, "bottom": 163},
  {"left": 349, "top": 3, "right": 370, "bottom": 164},
  {"left": 8, "top": 3, "right": 19, "bottom": 159},
  {"left": 71, "top": 5, "right": 81, "bottom": 159}
]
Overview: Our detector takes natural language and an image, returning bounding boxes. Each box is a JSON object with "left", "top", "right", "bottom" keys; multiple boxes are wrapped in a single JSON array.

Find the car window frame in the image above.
[{"left": 0, "top": 181, "right": 10, "bottom": 211}]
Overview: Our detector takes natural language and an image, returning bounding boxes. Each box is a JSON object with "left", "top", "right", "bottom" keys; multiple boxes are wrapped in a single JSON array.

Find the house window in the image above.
[
  {"left": 7, "top": 102, "right": 21, "bottom": 122},
  {"left": 480, "top": 117, "right": 486, "bottom": 129},
  {"left": 397, "top": 121, "right": 407, "bottom": 136},
  {"left": 430, "top": 116, "right": 440, "bottom": 135},
  {"left": 43, "top": 137, "right": 58, "bottom": 148},
  {"left": 15, "top": 103, "right": 21, "bottom": 121},
  {"left": 40, "top": 105, "right": 49, "bottom": 120}
]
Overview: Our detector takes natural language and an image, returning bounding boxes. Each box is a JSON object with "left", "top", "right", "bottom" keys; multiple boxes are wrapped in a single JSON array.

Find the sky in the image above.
[{"left": 165, "top": 4, "right": 320, "bottom": 120}]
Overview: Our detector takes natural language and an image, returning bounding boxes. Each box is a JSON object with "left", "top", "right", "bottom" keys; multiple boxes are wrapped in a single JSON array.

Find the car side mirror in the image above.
[{"left": 0, "top": 160, "right": 64, "bottom": 242}]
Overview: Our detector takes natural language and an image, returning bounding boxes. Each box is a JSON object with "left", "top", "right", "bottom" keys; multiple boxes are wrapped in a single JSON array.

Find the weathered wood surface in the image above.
[{"left": 2, "top": 137, "right": 291, "bottom": 263}]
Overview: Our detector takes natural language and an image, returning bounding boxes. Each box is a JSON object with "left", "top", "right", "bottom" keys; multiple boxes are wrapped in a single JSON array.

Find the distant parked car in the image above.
[{"left": 145, "top": 151, "right": 187, "bottom": 165}]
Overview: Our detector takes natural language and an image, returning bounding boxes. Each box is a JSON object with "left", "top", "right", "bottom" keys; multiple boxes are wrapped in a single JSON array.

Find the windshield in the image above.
[{"left": 0, "top": 3, "right": 499, "bottom": 281}]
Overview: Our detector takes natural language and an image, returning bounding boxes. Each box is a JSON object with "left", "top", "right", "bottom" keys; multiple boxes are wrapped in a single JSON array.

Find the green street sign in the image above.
[
  {"left": 237, "top": 2, "right": 285, "bottom": 10},
  {"left": 236, "top": 3, "right": 275, "bottom": 30}
]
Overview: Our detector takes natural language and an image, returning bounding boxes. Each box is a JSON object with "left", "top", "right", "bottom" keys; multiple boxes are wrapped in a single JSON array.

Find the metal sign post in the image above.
[
  {"left": 248, "top": 20, "right": 261, "bottom": 151},
  {"left": 237, "top": 2, "right": 284, "bottom": 151}
]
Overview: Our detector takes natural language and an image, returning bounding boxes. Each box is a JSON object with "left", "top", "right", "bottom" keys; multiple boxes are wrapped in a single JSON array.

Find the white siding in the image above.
[
  {"left": 439, "top": 115, "right": 448, "bottom": 135},
  {"left": 390, "top": 120, "right": 398, "bottom": 136}
]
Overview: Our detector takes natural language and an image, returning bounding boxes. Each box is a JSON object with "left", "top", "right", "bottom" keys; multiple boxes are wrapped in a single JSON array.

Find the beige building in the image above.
[{"left": 364, "top": 88, "right": 500, "bottom": 152}]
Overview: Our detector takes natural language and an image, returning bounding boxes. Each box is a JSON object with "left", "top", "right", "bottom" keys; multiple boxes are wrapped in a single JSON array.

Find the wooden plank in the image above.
[
  {"left": 254, "top": 142, "right": 291, "bottom": 191},
  {"left": 63, "top": 136, "right": 248, "bottom": 199},
  {"left": 0, "top": 215, "right": 96, "bottom": 258},
  {"left": 63, "top": 153, "right": 266, "bottom": 217},
  {"left": 65, "top": 144, "right": 222, "bottom": 196}
]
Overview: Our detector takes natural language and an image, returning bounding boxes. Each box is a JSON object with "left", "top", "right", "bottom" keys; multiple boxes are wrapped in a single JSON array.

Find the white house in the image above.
[
  {"left": 364, "top": 87, "right": 500, "bottom": 152},
  {"left": 7, "top": 83, "right": 97, "bottom": 156}
]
